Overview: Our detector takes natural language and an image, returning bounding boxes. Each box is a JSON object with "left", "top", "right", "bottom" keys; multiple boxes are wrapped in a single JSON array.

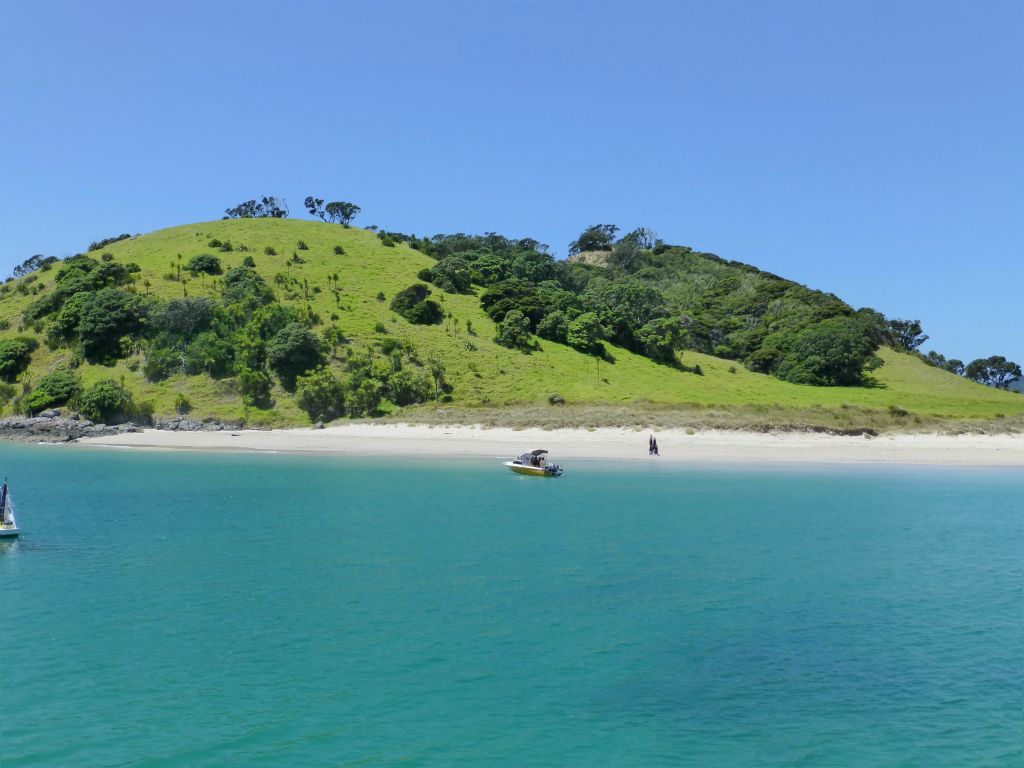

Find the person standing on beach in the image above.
[
  {"left": 652, "top": 437, "right": 660, "bottom": 456},
  {"left": 648, "top": 435, "right": 655, "bottom": 455}
]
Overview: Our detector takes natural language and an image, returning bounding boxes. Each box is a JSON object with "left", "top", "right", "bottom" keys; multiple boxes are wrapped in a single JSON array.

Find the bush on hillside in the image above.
[
  {"left": 390, "top": 284, "right": 443, "bottom": 325},
  {"left": 566, "top": 312, "right": 605, "bottom": 356},
  {"left": 495, "top": 309, "right": 534, "bottom": 351},
  {"left": 387, "top": 368, "right": 433, "bottom": 406},
  {"left": 143, "top": 346, "right": 182, "bottom": 382},
  {"left": 238, "top": 366, "right": 273, "bottom": 407},
  {"left": 222, "top": 266, "right": 275, "bottom": 311},
  {"left": 0, "top": 336, "right": 38, "bottom": 381},
  {"left": 267, "top": 322, "right": 324, "bottom": 389},
  {"left": 78, "top": 379, "right": 133, "bottom": 423},
  {"left": 22, "top": 370, "right": 82, "bottom": 412},
  {"left": 429, "top": 257, "right": 472, "bottom": 293},
  {"left": 183, "top": 331, "right": 234, "bottom": 377},
  {"left": 295, "top": 366, "right": 345, "bottom": 422},
  {"left": 186, "top": 254, "right": 222, "bottom": 276}
]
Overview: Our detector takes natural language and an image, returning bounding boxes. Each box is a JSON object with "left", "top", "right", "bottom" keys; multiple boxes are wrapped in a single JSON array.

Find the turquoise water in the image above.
[{"left": 1, "top": 446, "right": 1021, "bottom": 767}]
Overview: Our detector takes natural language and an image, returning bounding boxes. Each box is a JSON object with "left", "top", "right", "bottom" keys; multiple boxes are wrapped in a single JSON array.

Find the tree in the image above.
[
  {"left": 495, "top": 309, "right": 534, "bottom": 351},
  {"left": 387, "top": 368, "right": 433, "bottom": 406},
  {"left": 12, "top": 254, "right": 58, "bottom": 278},
  {"left": 773, "top": 317, "right": 882, "bottom": 386},
  {"left": 536, "top": 310, "right": 569, "bottom": 344},
  {"left": 154, "top": 297, "right": 215, "bottom": 343},
  {"left": 390, "top": 284, "right": 443, "bottom": 325},
  {"left": 73, "top": 288, "right": 150, "bottom": 363},
  {"left": 566, "top": 312, "right": 605, "bottom": 355},
  {"left": 635, "top": 316, "right": 687, "bottom": 364},
  {"left": 965, "top": 356, "right": 1022, "bottom": 389},
  {"left": 427, "top": 356, "right": 447, "bottom": 401},
  {"left": 345, "top": 376, "right": 381, "bottom": 416},
  {"left": 429, "top": 257, "right": 472, "bottom": 293},
  {"left": 267, "top": 323, "right": 325, "bottom": 389},
  {"left": 324, "top": 201, "right": 360, "bottom": 226},
  {"left": 886, "top": 319, "right": 928, "bottom": 351},
  {"left": 183, "top": 331, "right": 234, "bottom": 377},
  {"left": 224, "top": 196, "right": 288, "bottom": 219},
  {"left": 568, "top": 224, "right": 619, "bottom": 256},
  {"left": 295, "top": 366, "right": 345, "bottom": 421},
  {"left": 185, "top": 254, "right": 222, "bottom": 276},
  {"left": 23, "top": 370, "right": 82, "bottom": 412},
  {"left": 0, "top": 337, "right": 38, "bottom": 381},
  {"left": 222, "top": 266, "right": 275, "bottom": 311},
  {"left": 78, "top": 379, "right": 133, "bottom": 423},
  {"left": 304, "top": 196, "right": 326, "bottom": 221}
]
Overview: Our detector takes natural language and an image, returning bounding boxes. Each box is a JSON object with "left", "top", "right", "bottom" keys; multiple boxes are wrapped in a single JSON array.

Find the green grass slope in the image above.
[{"left": 2, "top": 218, "right": 1021, "bottom": 429}]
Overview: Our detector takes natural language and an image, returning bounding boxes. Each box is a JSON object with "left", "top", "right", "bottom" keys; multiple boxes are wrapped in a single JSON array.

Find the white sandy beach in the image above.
[{"left": 78, "top": 424, "right": 1024, "bottom": 467}]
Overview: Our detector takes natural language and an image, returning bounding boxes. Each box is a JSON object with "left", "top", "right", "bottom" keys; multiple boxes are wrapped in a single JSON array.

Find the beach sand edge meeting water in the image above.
[{"left": 75, "top": 424, "right": 1024, "bottom": 467}]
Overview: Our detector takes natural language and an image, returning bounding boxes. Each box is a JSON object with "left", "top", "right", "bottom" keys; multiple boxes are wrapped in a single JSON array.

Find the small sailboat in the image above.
[
  {"left": 504, "top": 449, "right": 564, "bottom": 477},
  {"left": 0, "top": 480, "right": 18, "bottom": 538}
]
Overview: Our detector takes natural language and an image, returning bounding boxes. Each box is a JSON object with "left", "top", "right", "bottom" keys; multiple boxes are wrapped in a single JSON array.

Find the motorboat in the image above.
[
  {"left": 0, "top": 480, "right": 17, "bottom": 537},
  {"left": 504, "top": 449, "right": 563, "bottom": 477}
]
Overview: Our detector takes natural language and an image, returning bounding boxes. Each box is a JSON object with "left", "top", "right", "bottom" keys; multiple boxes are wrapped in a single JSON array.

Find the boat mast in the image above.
[{"left": 0, "top": 480, "right": 8, "bottom": 525}]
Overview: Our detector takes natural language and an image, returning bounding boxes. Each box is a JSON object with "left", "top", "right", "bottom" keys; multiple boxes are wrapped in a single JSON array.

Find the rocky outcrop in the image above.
[
  {"left": 0, "top": 410, "right": 244, "bottom": 442},
  {"left": 0, "top": 415, "right": 142, "bottom": 442},
  {"left": 151, "top": 415, "right": 243, "bottom": 432}
]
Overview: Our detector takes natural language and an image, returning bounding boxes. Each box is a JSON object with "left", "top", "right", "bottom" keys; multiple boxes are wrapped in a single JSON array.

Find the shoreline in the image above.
[{"left": 70, "top": 424, "right": 1024, "bottom": 467}]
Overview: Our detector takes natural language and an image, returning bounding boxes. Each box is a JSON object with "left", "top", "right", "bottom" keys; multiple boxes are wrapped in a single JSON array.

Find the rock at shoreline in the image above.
[
  {"left": 0, "top": 416, "right": 141, "bottom": 443},
  {"left": 0, "top": 414, "right": 243, "bottom": 443}
]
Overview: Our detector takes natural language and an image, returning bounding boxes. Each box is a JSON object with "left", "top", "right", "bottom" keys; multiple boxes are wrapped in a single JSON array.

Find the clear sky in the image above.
[{"left": 2, "top": 0, "right": 1020, "bottom": 365}]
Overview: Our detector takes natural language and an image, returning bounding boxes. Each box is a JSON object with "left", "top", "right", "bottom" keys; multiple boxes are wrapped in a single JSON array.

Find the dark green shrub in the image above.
[
  {"left": 376, "top": 291, "right": 386, "bottom": 302},
  {"left": 174, "top": 393, "right": 192, "bottom": 414},
  {"left": 78, "top": 379, "right": 133, "bottom": 423},
  {"left": 429, "top": 257, "right": 471, "bottom": 293},
  {"left": 387, "top": 369, "right": 432, "bottom": 406},
  {"left": 267, "top": 322, "right": 324, "bottom": 389},
  {"left": 333, "top": 245, "right": 344, "bottom": 255},
  {"left": 208, "top": 238, "right": 223, "bottom": 248},
  {"left": 185, "top": 253, "right": 222, "bottom": 276},
  {"left": 100, "top": 252, "right": 114, "bottom": 262},
  {"left": 222, "top": 266, "right": 275, "bottom": 311},
  {"left": 390, "top": 284, "right": 442, "bottom": 325},
  {"left": 143, "top": 347, "right": 181, "bottom": 382},
  {"left": 238, "top": 366, "right": 273, "bottom": 406},
  {"left": 380, "top": 235, "right": 396, "bottom": 247},
  {"left": 183, "top": 331, "right": 234, "bottom": 377},
  {"left": 74, "top": 288, "right": 151, "bottom": 363},
  {"left": 264, "top": 246, "right": 277, "bottom": 256},
  {"left": 345, "top": 376, "right": 381, "bottom": 417},
  {"left": 536, "top": 310, "right": 569, "bottom": 344},
  {"left": 417, "top": 268, "right": 433, "bottom": 282},
  {"left": 242, "top": 255, "right": 256, "bottom": 268},
  {"left": 495, "top": 309, "right": 533, "bottom": 351},
  {"left": 297, "top": 240, "right": 309, "bottom": 251},
  {"left": 295, "top": 366, "right": 345, "bottom": 421},
  {"left": 22, "top": 370, "right": 82, "bottom": 412},
  {"left": 0, "top": 336, "right": 38, "bottom": 381}
]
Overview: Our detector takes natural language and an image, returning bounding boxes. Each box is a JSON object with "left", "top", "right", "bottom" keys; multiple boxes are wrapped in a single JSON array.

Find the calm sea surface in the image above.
[{"left": 1, "top": 445, "right": 1021, "bottom": 767}]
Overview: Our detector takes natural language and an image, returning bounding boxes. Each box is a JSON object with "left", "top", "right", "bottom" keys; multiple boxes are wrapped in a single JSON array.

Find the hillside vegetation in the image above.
[{"left": 1, "top": 218, "right": 1021, "bottom": 431}]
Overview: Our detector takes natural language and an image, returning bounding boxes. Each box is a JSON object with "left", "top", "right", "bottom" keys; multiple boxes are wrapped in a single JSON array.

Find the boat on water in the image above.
[
  {"left": 0, "top": 480, "right": 17, "bottom": 538},
  {"left": 504, "top": 449, "right": 564, "bottom": 477}
]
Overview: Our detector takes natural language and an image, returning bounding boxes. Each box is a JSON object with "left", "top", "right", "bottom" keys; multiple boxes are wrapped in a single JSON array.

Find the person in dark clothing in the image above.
[
  {"left": 652, "top": 438, "right": 660, "bottom": 456},
  {"left": 648, "top": 435, "right": 655, "bottom": 455}
]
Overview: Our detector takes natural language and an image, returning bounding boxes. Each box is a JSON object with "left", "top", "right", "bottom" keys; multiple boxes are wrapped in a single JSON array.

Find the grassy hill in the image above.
[{"left": 2, "top": 218, "right": 1022, "bottom": 431}]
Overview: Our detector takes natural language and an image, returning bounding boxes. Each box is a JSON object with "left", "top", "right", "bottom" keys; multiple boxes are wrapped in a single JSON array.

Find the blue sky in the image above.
[{"left": 2, "top": 0, "right": 1020, "bottom": 364}]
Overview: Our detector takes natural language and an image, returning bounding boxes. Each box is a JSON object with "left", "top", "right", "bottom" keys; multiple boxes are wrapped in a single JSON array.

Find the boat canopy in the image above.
[{"left": 530, "top": 449, "right": 548, "bottom": 456}]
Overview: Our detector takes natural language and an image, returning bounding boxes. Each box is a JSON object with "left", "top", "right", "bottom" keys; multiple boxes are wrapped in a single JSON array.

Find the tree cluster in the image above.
[{"left": 224, "top": 197, "right": 289, "bottom": 219}]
